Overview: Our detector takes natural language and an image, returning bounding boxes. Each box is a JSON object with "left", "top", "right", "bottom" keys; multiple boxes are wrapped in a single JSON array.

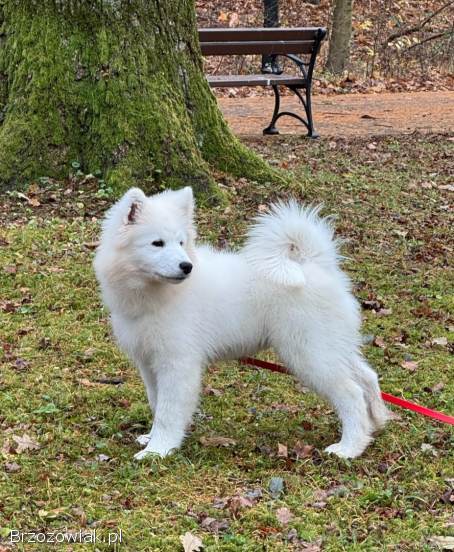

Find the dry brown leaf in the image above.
[
  {"left": 276, "top": 506, "right": 294, "bottom": 525},
  {"left": 78, "top": 378, "right": 98, "bottom": 388},
  {"left": 4, "top": 462, "right": 20, "bottom": 473},
  {"left": 200, "top": 516, "right": 229, "bottom": 533},
  {"left": 12, "top": 434, "right": 40, "bottom": 454},
  {"left": 373, "top": 336, "right": 386, "bottom": 349},
  {"left": 277, "top": 443, "right": 288, "bottom": 458},
  {"left": 28, "top": 197, "right": 41, "bottom": 207},
  {"left": 199, "top": 436, "right": 236, "bottom": 448},
  {"left": 180, "top": 532, "right": 203, "bottom": 552},
  {"left": 428, "top": 536, "right": 454, "bottom": 550},
  {"left": 400, "top": 360, "right": 418, "bottom": 372},
  {"left": 293, "top": 441, "right": 314, "bottom": 459},
  {"left": 228, "top": 495, "right": 254, "bottom": 516}
]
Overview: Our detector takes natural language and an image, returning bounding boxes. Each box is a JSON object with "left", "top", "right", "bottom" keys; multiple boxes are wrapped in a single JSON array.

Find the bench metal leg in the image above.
[
  {"left": 263, "top": 84, "right": 319, "bottom": 138},
  {"left": 304, "top": 86, "right": 319, "bottom": 138},
  {"left": 288, "top": 86, "right": 319, "bottom": 138},
  {"left": 263, "top": 84, "right": 280, "bottom": 135}
]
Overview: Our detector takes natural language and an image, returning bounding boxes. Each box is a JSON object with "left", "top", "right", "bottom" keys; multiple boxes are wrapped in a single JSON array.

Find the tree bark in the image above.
[
  {"left": 326, "top": 0, "right": 353, "bottom": 74},
  {"left": 0, "top": 0, "right": 280, "bottom": 199}
]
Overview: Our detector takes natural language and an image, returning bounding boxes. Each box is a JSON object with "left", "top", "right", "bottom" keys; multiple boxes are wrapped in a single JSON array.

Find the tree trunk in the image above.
[
  {"left": 326, "top": 0, "right": 353, "bottom": 74},
  {"left": 0, "top": 1, "right": 280, "bottom": 199}
]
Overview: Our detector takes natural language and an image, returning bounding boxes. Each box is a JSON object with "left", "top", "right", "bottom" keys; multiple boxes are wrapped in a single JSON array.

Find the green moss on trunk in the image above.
[{"left": 0, "top": 0, "right": 282, "bottom": 200}]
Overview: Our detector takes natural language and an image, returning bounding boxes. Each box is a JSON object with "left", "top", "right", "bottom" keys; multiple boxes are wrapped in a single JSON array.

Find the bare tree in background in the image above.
[{"left": 326, "top": 0, "right": 353, "bottom": 74}]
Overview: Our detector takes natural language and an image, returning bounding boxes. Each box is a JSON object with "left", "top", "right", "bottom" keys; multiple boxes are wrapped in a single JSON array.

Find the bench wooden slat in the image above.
[
  {"left": 207, "top": 74, "right": 306, "bottom": 88},
  {"left": 201, "top": 40, "right": 315, "bottom": 56},
  {"left": 198, "top": 27, "right": 326, "bottom": 43},
  {"left": 198, "top": 26, "right": 327, "bottom": 137}
]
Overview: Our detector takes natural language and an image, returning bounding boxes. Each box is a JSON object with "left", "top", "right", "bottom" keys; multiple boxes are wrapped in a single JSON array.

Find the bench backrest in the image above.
[{"left": 198, "top": 27, "right": 327, "bottom": 56}]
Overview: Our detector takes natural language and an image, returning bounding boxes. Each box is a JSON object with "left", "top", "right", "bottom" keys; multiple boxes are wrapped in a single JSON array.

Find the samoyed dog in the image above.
[{"left": 94, "top": 186, "right": 389, "bottom": 460}]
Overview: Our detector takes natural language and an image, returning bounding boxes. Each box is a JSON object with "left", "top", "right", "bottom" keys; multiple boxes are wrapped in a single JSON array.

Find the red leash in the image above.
[{"left": 240, "top": 357, "right": 454, "bottom": 426}]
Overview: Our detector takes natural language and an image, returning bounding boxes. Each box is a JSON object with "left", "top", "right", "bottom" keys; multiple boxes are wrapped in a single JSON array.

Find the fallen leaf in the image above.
[
  {"left": 28, "top": 197, "right": 41, "bottom": 207},
  {"left": 200, "top": 516, "right": 229, "bottom": 533},
  {"left": 83, "top": 347, "right": 97, "bottom": 360},
  {"left": 400, "top": 360, "right": 418, "bottom": 372},
  {"left": 373, "top": 336, "right": 386, "bottom": 349},
  {"left": 421, "top": 443, "right": 438, "bottom": 457},
  {"left": 428, "top": 536, "right": 454, "bottom": 550},
  {"left": 71, "top": 506, "right": 87, "bottom": 526},
  {"left": 4, "top": 462, "right": 20, "bottom": 473},
  {"left": 38, "top": 507, "right": 68, "bottom": 520},
  {"left": 276, "top": 507, "right": 294, "bottom": 525},
  {"left": 311, "top": 489, "right": 329, "bottom": 509},
  {"left": 203, "top": 385, "right": 223, "bottom": 396},
  {"left": 362, "top": 298, "right": 382, "bottom": 311},
  {"left": 425, "top": 382, "right": 445, "bottom": 394},
  {"left": 4, "top": 265, "right": 17, "bottom": 274},
  {"left": 431, "top": 337, "right": 448, "bottom": 347},
  {"left": 212, "top": 496, "right": 229, "bottom": 509},
  {"left": 440, "top": 488, "right": 454, "bottom": 505},
  {"left": 199, "top": 436, "right": 236, "bottom": 448},
  {"left": 78, "top": 378, "right": 97, "bottom": 388},
  {"left": 96, "top": 454, "right": 110, "bottom": 462},
  {"left": 180, "top": 532, "right": 203, "bottom": 552},
  {"left": 420, "top": 181, "right": 433, "bottom": 189},
  {"left": 292, "top": 441, "right": 314, "bottom": 459},
  {"left": 268, "top": 477, "right": 285, "bottom": 499},
  {"left": 38, "top": 337, "right": 51, "bottom": 350},
  {"left": 245, "top": 488, "right": 263, "bottom": 501},
  {"left": 228, "top": 495, "right": 254, "bottom": 516},
  {"left": 13, "top": 358, "right": 29, "bottom": 371},
  {"left": 277, "top": 443, "right": 288, "bottom": 458},
  {"left": 438, "top": 184, "right": 454, "bottom": 192},
  {"left": 228, "top": 12, "right": 239, "bottom": 27},
  {"left": 12, "top": 434, "right": 40, "bottom": 454}
]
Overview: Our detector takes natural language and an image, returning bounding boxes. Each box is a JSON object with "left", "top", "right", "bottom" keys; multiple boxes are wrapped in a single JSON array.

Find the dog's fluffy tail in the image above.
[{"left": 242, "top": 200, "right": 342, "bottom": 286}]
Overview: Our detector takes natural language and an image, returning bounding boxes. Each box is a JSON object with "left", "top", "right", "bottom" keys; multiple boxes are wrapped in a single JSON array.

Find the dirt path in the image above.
[{"left": 217, "top": 91, "right": 454, "bottom": 137}]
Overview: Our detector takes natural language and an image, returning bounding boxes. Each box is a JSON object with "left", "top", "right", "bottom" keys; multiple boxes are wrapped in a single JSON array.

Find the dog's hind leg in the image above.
[
  {"left": 136, "top": 365, "right": 157, "bottom": 446},
  {"left": 134, "top": 359, "right": 202, "bottom": 460},
  {"left": 276, "top": 346, "right": 374, "bottom": 458},
  {"left": 351, "top": 355, "right": 391, "bottom": 433}
]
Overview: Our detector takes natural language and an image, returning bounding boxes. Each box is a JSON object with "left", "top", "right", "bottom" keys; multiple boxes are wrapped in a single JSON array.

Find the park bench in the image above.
[{"left": 199, "top": 27, "right": 327, "bottom": 137}]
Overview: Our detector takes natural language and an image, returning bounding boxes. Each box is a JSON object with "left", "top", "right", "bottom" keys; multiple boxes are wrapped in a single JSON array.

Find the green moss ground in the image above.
[{"left": 0, "top": 134, "right": 452, "bottom": 551}]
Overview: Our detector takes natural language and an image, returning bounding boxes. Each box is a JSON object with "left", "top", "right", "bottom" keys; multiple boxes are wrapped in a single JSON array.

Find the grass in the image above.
[{"left": 0, "top": 134, "right": 453, "bottom": 551}]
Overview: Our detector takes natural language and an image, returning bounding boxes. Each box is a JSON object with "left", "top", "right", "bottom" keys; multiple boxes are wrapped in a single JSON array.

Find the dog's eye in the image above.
[
  {"left": 152, "top": 240, "right": 165, "bottom": 247},
  {"left": 179, "top": 241, "right": 184, "bottom": 246}
]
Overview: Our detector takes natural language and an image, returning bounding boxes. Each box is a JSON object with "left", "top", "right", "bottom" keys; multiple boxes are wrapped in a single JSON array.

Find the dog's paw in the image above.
[
  {"left": 324, "top": 442, "right": 361, "bottom": 459},
  {"left": 133, "top": 448, "right": 163, "bottom": 461},
  {"left": 133, "top": 441, "right": 176, "bottom": 460},
  {"left": 136, "top": 433, "right": 151, "bottom": 446}
]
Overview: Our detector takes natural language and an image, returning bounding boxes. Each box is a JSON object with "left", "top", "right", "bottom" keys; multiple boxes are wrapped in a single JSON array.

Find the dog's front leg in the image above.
[
  {"left": 135, "top": 364, "right": 157, "bottom": 446},
  {"left": 134, "top": 359, "right": 202, "bottom": 460}
]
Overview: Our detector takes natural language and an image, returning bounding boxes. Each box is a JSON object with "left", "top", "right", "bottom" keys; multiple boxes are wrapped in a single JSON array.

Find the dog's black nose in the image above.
[{"left": 179, "top": 262, "right": 193, "bottom": 275}]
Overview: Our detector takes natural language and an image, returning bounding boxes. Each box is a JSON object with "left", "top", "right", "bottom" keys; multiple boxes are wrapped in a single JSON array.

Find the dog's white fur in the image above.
[{"left": 94, "top": 187, "right": 389, "bottom": 460}]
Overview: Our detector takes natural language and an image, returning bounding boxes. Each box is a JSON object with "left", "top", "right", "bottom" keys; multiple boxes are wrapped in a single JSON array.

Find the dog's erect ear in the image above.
[
  {"left": 172, "top": 186, "right": 194, "bottom": 220},
  {"left": 127, "top": 201, "right": 141, "bottom": 224},
  {"left": 122, "top": 188, "right": 146, "bottom": 225}
]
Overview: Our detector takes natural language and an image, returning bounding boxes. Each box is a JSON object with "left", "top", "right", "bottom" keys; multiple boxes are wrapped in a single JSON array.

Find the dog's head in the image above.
[{"left": 99, "top": 186, "right": 196, "bottom": 285}]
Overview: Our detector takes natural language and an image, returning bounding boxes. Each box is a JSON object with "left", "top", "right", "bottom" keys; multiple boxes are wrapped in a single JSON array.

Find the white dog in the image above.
[{"left": 94, "top": 186, "right": 389, "bottom": 460}]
